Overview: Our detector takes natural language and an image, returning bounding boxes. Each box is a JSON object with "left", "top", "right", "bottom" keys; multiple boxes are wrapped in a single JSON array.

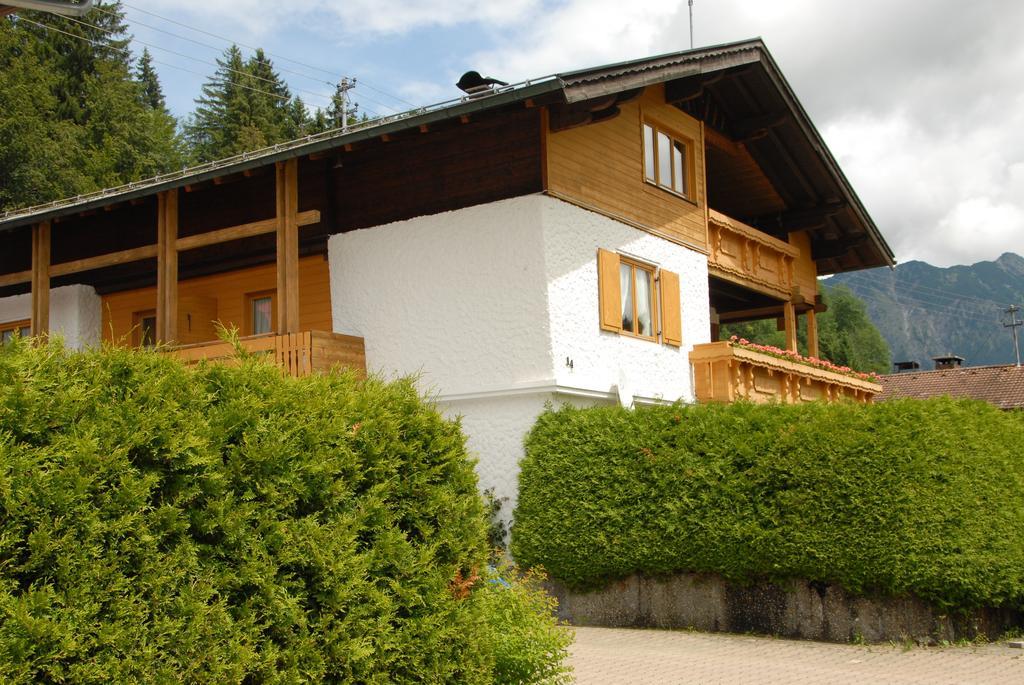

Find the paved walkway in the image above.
[{"left": 568, "top": 626, "right": 1024, "bottom": 684}]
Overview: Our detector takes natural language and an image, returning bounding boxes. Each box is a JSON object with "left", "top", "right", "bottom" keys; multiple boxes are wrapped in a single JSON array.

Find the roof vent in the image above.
[
  {"left": 456, "top": 71, "right": 508, "bottom": 98},
  {"left": 893, "top": 360, "right": 921, "bottom": 373},
  {"left": 932, "top": 354, "right": 965, "bottom": 370}
]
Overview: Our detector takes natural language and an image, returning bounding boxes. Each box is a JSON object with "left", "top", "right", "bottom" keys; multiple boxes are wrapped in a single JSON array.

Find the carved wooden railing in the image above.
[
  {"left": 168, "top": 330, "right": 366, "bottom": 378},
  {"left": 707, "top": 210, "right": 800, "bottom": 301},
  {"left": 690, "top": 341, "right": 880, "bottom": 404}
]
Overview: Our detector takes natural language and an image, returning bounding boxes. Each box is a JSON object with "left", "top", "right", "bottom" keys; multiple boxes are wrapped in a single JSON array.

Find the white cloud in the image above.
[{"left": 148, "top": 0, "right": 542, "bottom": 38}]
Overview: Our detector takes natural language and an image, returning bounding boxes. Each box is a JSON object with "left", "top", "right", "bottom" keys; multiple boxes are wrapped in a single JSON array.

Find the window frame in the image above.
[
  {"left": 618, "top": 257, "right": 659, "bottom": 342},
  {"left": 132, "top": 310, "right": 157, "bottom": 348},
  {"left": 0, "top": 319, "right": 31, "bottom": 344},
  {"left": 641, "top": 119, "right": 695, "bottom": 201},
  {"left": 245, "top": 290, "right": 277, "bottom": 336}
]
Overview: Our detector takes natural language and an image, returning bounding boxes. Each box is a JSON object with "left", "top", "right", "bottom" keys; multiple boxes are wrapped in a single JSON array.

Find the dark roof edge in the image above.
[
  {"left": 0, "top": 78, "right": 563, "bottom": 232},
  {"left": 751, "top": 45, "right": 896, "bottom": 268}
]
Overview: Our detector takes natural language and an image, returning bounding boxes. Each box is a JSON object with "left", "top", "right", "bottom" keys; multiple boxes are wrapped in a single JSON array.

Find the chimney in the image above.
[
  {"left": 932, "top": 354, "right": 965, "bottom": 370},
  {"left": 893, "top": 360, "right": 921, "bottom": 373}
]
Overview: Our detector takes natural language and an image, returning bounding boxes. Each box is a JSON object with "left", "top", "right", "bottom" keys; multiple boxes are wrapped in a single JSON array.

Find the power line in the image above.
[
  {"left": 16, "top": 16, "right": 296, "bottom": 103},
  {"left": 119, "top": 1, "right": 418, "bottom": 109},
  {"left": 833, "top": 279, "right": 1007, "bottom": 325},
  {"left": 835, "top": 270, "right": 1016, "bottom": 309},
  {"left": 57, "top": 12, "right": 338, "bottom": 104}
]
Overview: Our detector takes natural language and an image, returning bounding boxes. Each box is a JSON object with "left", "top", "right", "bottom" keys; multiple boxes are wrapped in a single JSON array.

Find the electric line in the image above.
[
  {"left": 119, "top": 1, "right": 418, "bottom": 108},
  {"left": 829, "top": 275, "right": 1005, "bottom": 319},
  {"left": 17, "top": 16, "right": 294, "bottom": 103},
  {"left": 834, "top": 270, "right": 1017, "bottom": 309},
  {"left": 57, "top": 13, "right": 338, "bottom": 104},
  {"left": 832, "top": 279, "right": 1006, "bottom": 324}
]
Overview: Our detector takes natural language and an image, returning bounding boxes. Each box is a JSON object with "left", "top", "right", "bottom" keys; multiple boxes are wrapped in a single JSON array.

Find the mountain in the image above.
[{"left": 829, "top": 253, "right": 1024, "bottom": 370}]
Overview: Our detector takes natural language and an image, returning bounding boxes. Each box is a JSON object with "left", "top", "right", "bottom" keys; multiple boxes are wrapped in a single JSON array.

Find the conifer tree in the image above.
[
  {"left": 0, "top": 2, "right": 184, "bottom": 211},
  {"left": 135, "top": 48, "right": 165, "bottom": 111}
]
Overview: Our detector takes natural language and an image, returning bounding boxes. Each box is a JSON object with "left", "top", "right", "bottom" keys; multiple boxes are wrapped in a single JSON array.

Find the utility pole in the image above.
[
  {"left": 335, "top": 77, "right": 357, "bottom": 133},
  {"left": 688, "top": 0, "right": 695, "bottom": 49},
  {"left": 1005, "top": 304, "right": 1023, "bottom": 367}
]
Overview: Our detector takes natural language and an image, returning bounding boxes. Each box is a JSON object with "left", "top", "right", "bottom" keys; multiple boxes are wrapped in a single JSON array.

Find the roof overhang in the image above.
[{"left": 0, "top": 38, "right": 893, "bottom": 272}]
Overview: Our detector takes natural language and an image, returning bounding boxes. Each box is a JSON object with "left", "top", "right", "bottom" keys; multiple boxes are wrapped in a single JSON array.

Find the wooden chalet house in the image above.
[{"left": 0, "top": 39, "right": 893, "bottom": 515}]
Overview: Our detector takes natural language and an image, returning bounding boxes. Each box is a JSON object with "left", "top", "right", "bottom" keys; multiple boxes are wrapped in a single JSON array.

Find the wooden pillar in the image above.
[
  {"left": 156, "top": 189, "right": 179, "bottom": 343},
  {"left": 276, "top": 158, "right": 300, "bottom": 334},
  {"left": 30, "top": 221, "right": 51, "bottom": 338},
  {"left": 806, "top": 308, "right": 819, "bottom": 359},
  {"left": 783, "top": 300, "right": 797, "bottom": 352}
]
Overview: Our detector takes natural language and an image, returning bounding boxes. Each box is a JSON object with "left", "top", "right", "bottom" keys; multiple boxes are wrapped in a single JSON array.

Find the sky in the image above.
[{"left": 120, "top": 0, "right": 1024, "bottom": 268}]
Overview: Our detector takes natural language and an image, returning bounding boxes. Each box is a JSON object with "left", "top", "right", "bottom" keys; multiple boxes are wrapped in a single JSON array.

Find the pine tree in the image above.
[
  {"left": 186, "top": 45, "right": 311, "bottom": 162},
  {"left": 0, "top": 3, "right": 184, "bottom": 211},
  {"left": 135, "top": 48, "right": 165, "bottom": 111}
]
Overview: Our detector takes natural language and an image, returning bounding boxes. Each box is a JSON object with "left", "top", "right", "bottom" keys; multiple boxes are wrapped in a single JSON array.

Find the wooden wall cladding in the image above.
[
  {"left": 102, "top": 254, "right": 332, "bottom": 344},
  {"left": 545, "top": 84, "right": 709, "bottom": 251}
]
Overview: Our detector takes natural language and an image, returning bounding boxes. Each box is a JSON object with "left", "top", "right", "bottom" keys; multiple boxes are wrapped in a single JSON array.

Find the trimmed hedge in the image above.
[
  {"left": 512, "top": 399, "right": 1024, "bottom": 612},
  {"left": 0, "top": 340, "right": 567, "bottom": 683}
]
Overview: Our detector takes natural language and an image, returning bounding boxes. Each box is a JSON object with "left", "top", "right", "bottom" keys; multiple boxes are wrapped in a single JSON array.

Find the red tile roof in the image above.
[{"left": 878, "top": 365, "right": 1024, "bottom": 409}]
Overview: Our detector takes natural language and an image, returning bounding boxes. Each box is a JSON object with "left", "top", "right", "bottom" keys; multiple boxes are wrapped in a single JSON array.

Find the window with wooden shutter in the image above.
[
  {"left": 598, "top": 249, "right": 683, "bottom": 347},
  {"left": 597, "top": 248, "right": 622, "bottom": 332},
  {"left": 659, "top": 269, "right": 682, "bottom": 347}
]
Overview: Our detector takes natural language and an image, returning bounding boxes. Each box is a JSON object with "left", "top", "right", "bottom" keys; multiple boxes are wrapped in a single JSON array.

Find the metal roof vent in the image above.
[
  {"left": 932, "top": 354, "right": 965, "bottom": 370},
  {"left": 893, "top": 360, "right": 921, "bottom": 373}
]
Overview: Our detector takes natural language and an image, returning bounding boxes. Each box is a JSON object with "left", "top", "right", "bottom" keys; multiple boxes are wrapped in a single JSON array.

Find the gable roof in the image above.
[
  {"left": 878, "top": 365, "right": 1024, "bottom": 410},
  {"left": 0, "top": 38, "right": 894, "bottom": 272}
]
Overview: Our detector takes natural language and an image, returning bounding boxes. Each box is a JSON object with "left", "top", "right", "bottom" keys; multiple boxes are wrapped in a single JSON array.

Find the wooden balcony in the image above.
[
  {"left": 690, "top": 341, "right": 881, "bottom": 404},
  {"left": 168, "top": 330, "right": 366, "bottom": 378},
  {"left": 707, "top": 210, "right": 800, "bottom": 301}
]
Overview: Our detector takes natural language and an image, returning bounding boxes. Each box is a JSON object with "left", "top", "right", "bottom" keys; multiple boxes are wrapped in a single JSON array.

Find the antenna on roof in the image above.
[{"left": 688, "top": 0, "right": 695, "bottom": 49}]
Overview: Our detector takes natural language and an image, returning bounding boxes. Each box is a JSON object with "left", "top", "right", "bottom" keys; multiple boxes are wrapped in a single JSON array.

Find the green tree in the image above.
[
  {"left": 186, "top": 45, "right": 312, "bottom": 162},
  {"left": 135, "top": 47, "right": 164, "bottom": 111},
  {"left": 721, "top": 283, "right": 891, "bottom": 374},
  {"left": 0, "top": 3, "right": 184, "bottom": 211}
]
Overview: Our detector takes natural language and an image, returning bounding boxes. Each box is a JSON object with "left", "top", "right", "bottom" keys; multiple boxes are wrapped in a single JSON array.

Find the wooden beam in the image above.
[
  {"left": 156, "top": 189, "right": 179, "bottom": 343},
  {"left": 0, "top": 209, "right": 322, "bottom": 289},
  {"left": 783, "top": 300, "right": 797, "bottom": 352},
  {"left": 806, "top": 309, "right": 819, "bottom": 359},
  {"left": 0, "top": 270, "right": 32, "bottom": 288},
  {"left": 175, "top": 210, "right": 320, "bottom": 252},
  {"left": 31, "top": 221, "right": 50, "bottom": 338},
  {"left": 275, "top": 158, "right": 300, "bottom": 334},
  {"left": 50, "top": 245, "right": 159, "bottom": 278}
]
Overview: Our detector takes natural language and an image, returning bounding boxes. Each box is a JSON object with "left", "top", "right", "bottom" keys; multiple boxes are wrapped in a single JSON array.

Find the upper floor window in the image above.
[
  {"left": 1, "top": 319, "right": 31, "bottom": 344},
  {"left": 643, "top": 122, "right": 692, "bottom": 199}
]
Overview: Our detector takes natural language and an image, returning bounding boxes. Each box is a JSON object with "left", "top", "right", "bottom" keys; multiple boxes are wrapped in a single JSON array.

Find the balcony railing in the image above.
[
  {"left": 690, "top": 341, "right": 881, "bottom": 404},
  {"left": 707, "top": 210, "right": 800, "bottom": 301},
  {"left": 168, "top": 330, "right": 366, "bottom": 378}
]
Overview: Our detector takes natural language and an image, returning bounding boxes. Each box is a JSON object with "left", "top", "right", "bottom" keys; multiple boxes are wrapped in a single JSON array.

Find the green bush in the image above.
[
  {"left": 0, "top": 340, "right": 565, "bottom": 683},
  {"left": 512, "top": 399, "right": 1024, "bottom": 612},
  {"left": 479, "top": 563, "right": 573, "bottom": 685}
]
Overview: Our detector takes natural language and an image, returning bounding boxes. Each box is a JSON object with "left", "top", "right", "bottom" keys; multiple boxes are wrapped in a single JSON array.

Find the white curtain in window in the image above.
[
  {"left": 635, "top": 268, "right": 653, "bottom": 337},
  {"left": 619, "top": 263, "right": 634, "bottom": 332}
]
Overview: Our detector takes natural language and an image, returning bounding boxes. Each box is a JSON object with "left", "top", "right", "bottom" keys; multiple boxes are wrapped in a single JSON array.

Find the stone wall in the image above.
[{"left": 548, "top": 573, "right": 1022, "bottom": 644}]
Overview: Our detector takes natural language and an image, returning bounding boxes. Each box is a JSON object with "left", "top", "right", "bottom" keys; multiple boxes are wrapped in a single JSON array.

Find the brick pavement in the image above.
[{"left": 567, "top": 626, "right": 1024, "bottom": 684}]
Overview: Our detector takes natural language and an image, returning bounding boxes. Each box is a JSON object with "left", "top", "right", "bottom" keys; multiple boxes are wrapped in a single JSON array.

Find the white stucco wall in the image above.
[
  {"left": 540, "top": 197, "right": 711, "bottom": 403},
  {"left": 327, "top": 193, "right": 711, "bottom": 525},
  {"left": 0, "top": 285, "right": 102, "bottom": 349}
]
